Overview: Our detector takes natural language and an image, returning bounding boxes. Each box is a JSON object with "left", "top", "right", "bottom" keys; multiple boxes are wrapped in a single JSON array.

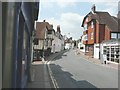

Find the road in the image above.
[{"left": 49, "top": 49, "right": 118, "bottom": 88}]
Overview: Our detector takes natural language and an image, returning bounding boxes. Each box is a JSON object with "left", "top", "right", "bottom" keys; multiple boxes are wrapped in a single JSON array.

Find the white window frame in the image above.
[
  {"left": 91, "top": 32, "right": 94, "bottom": 39},
  {"left": 91, "top": 22, "right": 94, "bottom": 28},
  {"left": 111, "top": 33, "right": 117, "bottom": 39}
]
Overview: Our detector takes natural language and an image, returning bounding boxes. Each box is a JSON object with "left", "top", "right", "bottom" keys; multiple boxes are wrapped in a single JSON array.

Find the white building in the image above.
[
  {"left": 64, "top": 37, "right": 73, "bottom": 49},
  {"left": 78, "top": 35, "right": 85, "bottom": 52},
  {"left": 65, "top": 43, "right": 72, "bottom": 49},
  {"left": 51, "top": 25, "right": 64, "bottom": 53}
]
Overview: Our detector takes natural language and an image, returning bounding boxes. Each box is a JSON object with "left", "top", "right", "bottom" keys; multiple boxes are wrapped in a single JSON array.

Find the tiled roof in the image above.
[
  {"left": 35, "top": 22, "right": 51, "bottom": 39},
  {"left": 93, "top": 12, "right": 118, "bottom": 32},
  {"left": 82, "top": 11, "right": 119, "bottom": 32}
]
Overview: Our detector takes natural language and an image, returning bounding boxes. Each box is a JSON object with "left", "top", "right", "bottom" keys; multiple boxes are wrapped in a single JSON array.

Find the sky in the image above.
[{"left": 37, "top": 0, "right": 119, "bottom": 40}]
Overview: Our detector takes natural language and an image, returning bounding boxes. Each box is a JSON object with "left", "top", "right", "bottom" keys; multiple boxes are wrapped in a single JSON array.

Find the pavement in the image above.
[
  {"left": 27, "top": 50, "right": 67, "bottom": 88},
  {"left": 75, "top": 48, "right": 119, "bottom": 70}
]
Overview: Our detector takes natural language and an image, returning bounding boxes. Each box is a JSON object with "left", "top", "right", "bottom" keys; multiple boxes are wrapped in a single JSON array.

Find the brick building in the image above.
[{"left": 81, "top": 5, "right": 119, "bottom": 59}]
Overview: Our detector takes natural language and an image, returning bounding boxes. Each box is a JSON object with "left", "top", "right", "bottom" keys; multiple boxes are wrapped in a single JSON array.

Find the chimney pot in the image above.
[
  {"left": 91, "top": 4, "right": 96, "bottom": 13},
  {"left": 43, "top": 20, "right": 46, "bottom": 22}
]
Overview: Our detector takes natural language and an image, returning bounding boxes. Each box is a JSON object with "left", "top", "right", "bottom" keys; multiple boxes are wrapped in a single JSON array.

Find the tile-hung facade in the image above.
[{"left": 81, "top": 5, "right": 119, "bottom": 59}]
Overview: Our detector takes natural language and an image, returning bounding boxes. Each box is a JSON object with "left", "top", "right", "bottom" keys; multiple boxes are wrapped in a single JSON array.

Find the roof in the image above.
[
  {"left": 101, "top": 39, "right": 120, "bottom": 45},
  {"left": 35, "top": 22, "right": 51, "bottom": 39},
  {"left": 81, "top": 11, "right": 119, "bottom": 32}
]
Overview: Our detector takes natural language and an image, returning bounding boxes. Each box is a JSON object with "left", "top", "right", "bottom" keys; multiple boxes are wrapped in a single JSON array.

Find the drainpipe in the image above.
[{"left": 42, "top": 39, "right": 45, "bottom": 62}]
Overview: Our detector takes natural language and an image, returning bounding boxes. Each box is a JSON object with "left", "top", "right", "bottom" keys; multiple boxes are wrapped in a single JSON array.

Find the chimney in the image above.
[
  {"left": 57, "top": 25, "right": 61, "bottom": 33},
  {"left": 43, "top": 20, "right": 46, "bottom": 22},
  {"left": 91, "top": 4, "right": 96, "bottom": 13}
]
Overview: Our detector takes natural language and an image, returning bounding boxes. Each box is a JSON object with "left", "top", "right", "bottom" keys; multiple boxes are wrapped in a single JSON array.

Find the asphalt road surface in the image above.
[{"left": 49, "top": 49, "right": 118, "bottom": 88}]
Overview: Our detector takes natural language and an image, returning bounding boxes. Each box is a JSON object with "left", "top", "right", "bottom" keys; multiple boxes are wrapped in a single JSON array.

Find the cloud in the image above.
[
  {"left": 102, "top": 8, "right": 118, "bottom": 16},
  {"left": 38, "top": 0, "right": 119, "bottom": 39},
  {"left": 84, "top": 0, "right": 119, "bottom": 2},
  {"left": 55, "top": 0, "right": 77, "bottom": 8},
  {"left": 40, "top": 0, "right": 78, "bottom": 8},
  {"left": 39, "top": 12, "right": 84, "bottom": 40},
  {"left": 88, "top": 1, "right": 118, "bottom": 16}
]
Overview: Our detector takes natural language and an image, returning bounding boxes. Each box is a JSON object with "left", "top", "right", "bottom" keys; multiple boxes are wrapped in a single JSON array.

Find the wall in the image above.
[
  {"left": 51, "top": 36, "right": 61, "bottom": 53},
  {"left": 104, "top": 26, "right": 110, "bottom": 41},
  {"left": 87, "top": 21, "right": 94, "bottom": 44},
  {"left": 99, "top": 24, "right": 105, "bottom": 43},
  {"left": 95, "top": 21, "right": 99, "bottom": 43},
  {"left": 95, "top": 22, "right": 107, "bottom": 44},
  {"left": 34, "top": 40, "right": 44, "bottom": 50},
  {"left": 94, "top": 44, "right": 100, "bottom": 59},
  {"left": 65, "top": 43, "right": 71, "bottom": 49}
]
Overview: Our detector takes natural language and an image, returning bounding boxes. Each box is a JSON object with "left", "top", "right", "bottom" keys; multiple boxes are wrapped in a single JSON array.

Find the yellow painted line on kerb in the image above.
[{"left": 45, "top": 61, "right": 59, "bottom": 89}]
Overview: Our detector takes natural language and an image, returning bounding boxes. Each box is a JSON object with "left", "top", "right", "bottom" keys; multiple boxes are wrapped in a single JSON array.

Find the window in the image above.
[
  {"left": 84, "top": 24, "right": 88, "bottom": 30},
  {"left": 91, "top": 32, "right": 94, "bottom": 39},
  {"left": 91, "top": 22, "right": 94, "bottom": 28},
  {"left": 118, "top": 33, "right": 120, "bottom": 39},
  {"left": 86, "top": 17, "right": 88, "bottom": 22},
  {"left": 111, "top": 33, "right": 117, "bottom": 39},
  {"left": 84, "top": 34, "right": 88, "bottom": 41},
  {"left": 48, "top": 30, "right": 52, "bottom": 34},
  {"left": 34, "top": 38, "right": 39, "bottom": 45}
]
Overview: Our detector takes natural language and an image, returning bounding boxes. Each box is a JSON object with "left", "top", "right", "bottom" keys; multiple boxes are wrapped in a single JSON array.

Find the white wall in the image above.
[
  {"left": 51, "top": 36, "right": 62, "bottom": 53},
  {"left": 78, "top": 42, "right": 85, "bottom": 52},
  {"left": 65, "top": 43, "right": 71, "bottom": 49},
  {"left": 94, "top": 44, "right": 100, "bottom": 59},
  {"left": 78, "top": 42, "right": 81, "bottom": 49}
]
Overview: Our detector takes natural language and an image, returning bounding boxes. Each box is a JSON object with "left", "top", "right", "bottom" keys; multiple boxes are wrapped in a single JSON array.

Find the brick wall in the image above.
[
  {"left": 104, "top": 26, "right": 110, "bottom": 41},
  {"left": 87, "top": 22, "right": 94, "bottom": 44}
]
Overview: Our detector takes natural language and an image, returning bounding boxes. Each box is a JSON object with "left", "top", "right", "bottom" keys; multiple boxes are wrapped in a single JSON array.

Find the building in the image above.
[
  {"left": 100, "top": 39, "right": 120, "bottom": 64},
  {"left": 64, "top": 37, "right": 73, "bottom": 49},
  {"left": 2, "top": 2, "right": 39, "bottom": 88},
  {"left": 33, "top": 22, "right": 64, "bottom": 58},
  {"left": 81, "top": 5, "right": 119, "bottom": 59},
  {"left": 51, "top": 25, "right": 64, "bottom": 53},
  {"left": 77, "top": 35, "right": 85, "bottom": 52},
  {"left": 33, "top": 20, "right": 51, "bottom": 60}
]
